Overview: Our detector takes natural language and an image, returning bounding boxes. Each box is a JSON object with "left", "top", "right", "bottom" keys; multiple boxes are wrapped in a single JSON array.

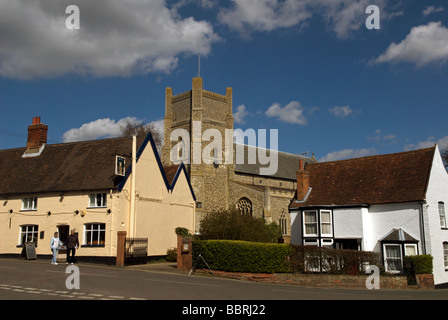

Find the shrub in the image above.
[
  {"left": 193, "top": 240, "right": 293, "bottom": 273},
  {"left": 166, "top": 248, "right": 177, "bottom": 262},
  {"left": 404, "top": 255, "right": 433, "bottom": 274},
  {"left": 175, "top": 227, "right": 191, "bottom": 237},
  {"left": 410, "top": 255, "right": 433, "bottom": 274},
  {"left": 288, "top": 245, "right": 383, "bottom": 275},
  {"left": 198, "top": 208, "right": 281, "bottom": 243},
  {"left": 403, "top": 254, "right": 433, "bottom": 285}
]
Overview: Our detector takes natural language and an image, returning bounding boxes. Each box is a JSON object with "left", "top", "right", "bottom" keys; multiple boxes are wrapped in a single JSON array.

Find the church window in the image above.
[
  {"left": 279, "top": 209, "right": 288, "bottom": 235},
  {"left": 236, "top": 197, "right": 252, "bottom": 215}
]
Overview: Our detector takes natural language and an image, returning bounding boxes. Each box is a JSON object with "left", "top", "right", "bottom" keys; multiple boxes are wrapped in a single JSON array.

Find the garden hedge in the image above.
[
  {"left": 192, "top": 240, "right": 292, "bottom": 273},
  {"left": 404, "top": 255, "right": 433, "bottom": 274}
]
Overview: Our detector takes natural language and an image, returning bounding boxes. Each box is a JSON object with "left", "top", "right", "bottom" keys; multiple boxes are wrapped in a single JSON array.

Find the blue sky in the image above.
[{"left": 1, "top": 0, "right": 448, "bottom": 162}]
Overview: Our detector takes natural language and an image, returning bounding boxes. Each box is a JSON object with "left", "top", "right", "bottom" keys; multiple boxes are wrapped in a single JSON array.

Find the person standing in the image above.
[
  {"left": 66, "top": 229, "right": 79, "bottom": 264},
  {"left": 50, "top": 232, "right": 60, "bottom": 265}
]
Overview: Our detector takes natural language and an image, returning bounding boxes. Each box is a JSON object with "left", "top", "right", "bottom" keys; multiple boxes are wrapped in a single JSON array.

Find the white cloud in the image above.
[
  {"left": 218, "top": 0, "right": 312, "bottom": 34},
  {"left": 0, "top": 0, "right": 219, "bottom": 79},
  {"left": 218, "top": 0, "right": 395, "bottom": 38},
  {"left": 233, "top": 104, "right": 249, "bottom": 124},
  {"left": 319, "top": 147, "right": 377, "bottom": 162},
  {"left": 372, "top": 21, "right": 448, "bottom": 67},
  {"left": 62, "top": 116, "right": 163, "bottom": 142},
  {"left": 367, "top": 129, "right": 396, "bottom": 143},
  {"left": 150, "top": 119, "right": 165, "bottom": 141},
  {"left": 329, "top": 105, "right": 353, "bottom": 118},
  {"left": 422, "top": 6, "right": 444, "bottom": 17},
  {"left": 405, "top": 136, "right": 448, "bottom": 152},
  {"left": 265, "top": 101, "right": 307, "bottom": 125}
]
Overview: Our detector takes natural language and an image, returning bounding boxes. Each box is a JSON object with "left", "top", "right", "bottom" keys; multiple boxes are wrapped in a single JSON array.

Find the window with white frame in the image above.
[
  {"left": 444, "top": 242, "right": 448, "bottom": 271},
  {"left": 404, "top": 243, "right": 417, "bottom": 256},
  {"left": 320, "top": 210, "right": 332, "bottom": 236},
  {"left": 383, "top": 244, "right": 403, "bottom": 273},
  {"left": 84, "top": 223, "right": 106, "bottom": 246},
  {"left": 19, "top": 225, "right": 39, "bottom": 245},
  {"left": 303, "top": 210, "right": 318, "bottom": 236},
  {"left": 22, "top": 197, "right": 37, "bottom": 210},
  {"left": 89, "top": 193, "right": 107, "bottom": 208},
  {"left": 439, "top": 202, "right": 446, "bottom": 228}
]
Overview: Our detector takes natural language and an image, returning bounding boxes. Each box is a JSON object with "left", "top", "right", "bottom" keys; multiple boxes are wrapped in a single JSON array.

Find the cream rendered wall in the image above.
[
  {"left": 129, "top": 139, "right": 195, "bottom": 256},
  {"left": 0, "top": 191, "right": 126, "bottom": 258}
]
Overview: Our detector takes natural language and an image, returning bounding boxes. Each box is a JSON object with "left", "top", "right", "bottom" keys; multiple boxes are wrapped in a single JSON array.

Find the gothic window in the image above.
[
  {"left": 236, "top": 197, "right": 252, "bottom": 215},
  {"left": 279, "top": 209, "right": 288, "bottom": 235}
]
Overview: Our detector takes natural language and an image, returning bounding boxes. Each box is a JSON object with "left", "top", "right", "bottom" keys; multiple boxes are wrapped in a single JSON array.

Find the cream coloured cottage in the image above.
[{"left": 0, "top": 117, "right": 196, "bottom": 262}]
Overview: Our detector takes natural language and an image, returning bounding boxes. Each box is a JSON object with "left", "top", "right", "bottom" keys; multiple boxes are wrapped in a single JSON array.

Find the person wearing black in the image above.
[{"left": 66, "top": 229, "right": 79, "bottom": 264}]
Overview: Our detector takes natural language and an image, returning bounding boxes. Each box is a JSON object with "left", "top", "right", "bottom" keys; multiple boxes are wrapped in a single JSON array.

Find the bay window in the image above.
[
  {"left": 384, "top": 244, "right": 402, "bottom": 273},
  {"left": 320, "top": 210, "right": 332, "bottom": 236},
  {"left": 303, "top": 210, "right": 318, "bottom": 236}
]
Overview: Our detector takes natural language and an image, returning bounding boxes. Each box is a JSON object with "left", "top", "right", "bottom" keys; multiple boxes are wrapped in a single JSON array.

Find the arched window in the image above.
[
  {"left": 236, "top": 197, "right": 252, "bottom": 215},
  {"left": 279, "top": 209, "right": 288, "bottom": 235}
]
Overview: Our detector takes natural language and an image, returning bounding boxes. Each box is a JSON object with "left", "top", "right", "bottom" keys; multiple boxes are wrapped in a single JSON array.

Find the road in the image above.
[{"left": 1, "top": 258, "right": 447, "bottom": 302}]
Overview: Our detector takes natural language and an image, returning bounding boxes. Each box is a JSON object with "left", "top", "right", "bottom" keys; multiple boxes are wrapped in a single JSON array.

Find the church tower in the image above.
[{"left": 162, "top": 77, "right": 234, "bottom": 230}]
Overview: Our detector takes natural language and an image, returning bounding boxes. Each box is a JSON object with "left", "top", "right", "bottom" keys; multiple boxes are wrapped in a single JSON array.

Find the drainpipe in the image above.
[
  {"left": 129, "top": 135, "right": 137, "bottom": 238},
  {"left": 419, "top": 201, "right": 427, "bottom": 255}
]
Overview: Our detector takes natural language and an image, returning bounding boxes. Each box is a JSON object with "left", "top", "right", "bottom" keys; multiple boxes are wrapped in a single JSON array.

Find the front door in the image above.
[{"left": 57, "top": 225, "right": 70, "bottom": 247}]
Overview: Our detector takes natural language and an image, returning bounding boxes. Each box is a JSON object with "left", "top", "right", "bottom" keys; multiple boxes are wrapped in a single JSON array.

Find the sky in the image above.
[{"left": 1, "top": 0, "right": 448, "bottom": 162}]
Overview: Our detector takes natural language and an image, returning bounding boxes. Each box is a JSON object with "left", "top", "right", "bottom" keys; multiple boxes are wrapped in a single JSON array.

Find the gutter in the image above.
[{"left": 419, "top": 201, "right": 427, "bottom": 255}]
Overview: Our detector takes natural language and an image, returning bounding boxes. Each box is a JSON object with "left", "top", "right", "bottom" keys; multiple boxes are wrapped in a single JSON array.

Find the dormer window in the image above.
[{"left": 116, "top": 156, "right": 125, "bottom": 176}]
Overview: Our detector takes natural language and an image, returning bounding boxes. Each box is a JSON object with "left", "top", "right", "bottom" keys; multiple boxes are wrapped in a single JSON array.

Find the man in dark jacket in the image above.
[{"left": 66, "top": 230, "right": 79, "bottom": 264}]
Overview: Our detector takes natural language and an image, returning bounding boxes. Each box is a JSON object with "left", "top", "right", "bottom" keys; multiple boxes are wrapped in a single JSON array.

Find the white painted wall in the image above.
[
  {"left": 423, "top": 145, "right": 448, "bottom": 285},
  {"left": 290, "top": 210, "right": 301, "bottom": 245},
  {"left": 366, "top": 202, "right": 422, "bottom": 253},
  {"left": 333, "top": 207, "right": 363, "bottom": 239}
]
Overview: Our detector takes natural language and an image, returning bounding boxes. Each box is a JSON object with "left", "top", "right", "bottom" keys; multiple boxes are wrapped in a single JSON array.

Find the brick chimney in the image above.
[
  {"left": 26, "top": 117, "right": 48, "bottom": 149},
  {"left": 296, "top": 159, "right": 310, "bottom": 201}
]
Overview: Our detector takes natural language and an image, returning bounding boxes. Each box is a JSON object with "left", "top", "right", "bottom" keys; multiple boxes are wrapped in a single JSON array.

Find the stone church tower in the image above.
[
  {"left": 162, "top": 77, "right": 315, "bottom": 239},
  {"left": 162, "top": 77, "right": 233, "bottom": 226}
]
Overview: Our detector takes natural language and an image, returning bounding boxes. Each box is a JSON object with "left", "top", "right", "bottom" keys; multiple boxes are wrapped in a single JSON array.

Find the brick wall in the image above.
[{"left": 198, "top": 269, "right": 409, "bottom": 290}]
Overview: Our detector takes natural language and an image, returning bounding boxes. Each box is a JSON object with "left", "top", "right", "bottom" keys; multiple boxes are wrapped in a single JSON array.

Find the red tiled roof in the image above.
[{"left": 290, "top": 146, "right": 435, "bottom": 209}]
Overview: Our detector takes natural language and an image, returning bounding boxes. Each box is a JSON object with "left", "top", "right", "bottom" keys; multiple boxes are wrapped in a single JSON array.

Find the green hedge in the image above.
[
  {"left": 404, "top": 255, "right": 433, "bottom": 274},
  {"left": 192, "top": 240, "right": 293, "bottom": 273}
]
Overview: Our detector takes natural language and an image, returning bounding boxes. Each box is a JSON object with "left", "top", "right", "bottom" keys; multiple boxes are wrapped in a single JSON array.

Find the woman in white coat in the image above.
[{"left": 50, "top": 232, "right": 60, "bottom": 265}]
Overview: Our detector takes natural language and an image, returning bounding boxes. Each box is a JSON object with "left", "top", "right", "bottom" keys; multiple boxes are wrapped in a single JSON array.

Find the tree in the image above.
[
  {"left": 120, "top": 119, "right": 162, "bottom": 150},
  {"left": 442, "top": 150, "right": 448, "bottom": 169},
  {"left": 199, "top": 208, "right": 281, "bottom": 243}
]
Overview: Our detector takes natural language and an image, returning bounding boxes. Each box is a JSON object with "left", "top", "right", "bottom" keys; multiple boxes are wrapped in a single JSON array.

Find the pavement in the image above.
[{"left": 127, "top": 261, "right": 183, "bottom": 273}]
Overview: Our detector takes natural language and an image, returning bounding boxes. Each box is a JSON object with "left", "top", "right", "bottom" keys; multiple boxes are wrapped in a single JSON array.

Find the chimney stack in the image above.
[
  {"left": 26, "top": 117, "right": 48, "bottom": 150},
  {"left": 296, "top": 159, "right": 310, "bottom": 201}
]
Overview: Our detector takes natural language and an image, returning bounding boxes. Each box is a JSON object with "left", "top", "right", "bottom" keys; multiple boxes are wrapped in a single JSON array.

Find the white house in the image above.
[{"left": 289, "top": 145, "right": 448, "bottom": 287}]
